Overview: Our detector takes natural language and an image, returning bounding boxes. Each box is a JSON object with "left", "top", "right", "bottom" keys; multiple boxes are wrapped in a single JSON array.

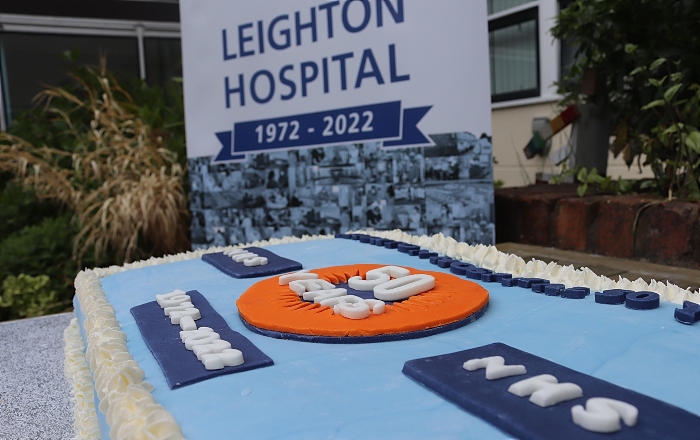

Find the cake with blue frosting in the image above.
[{"left": 64, "top": 230, "right": 700, "bottom": 439}]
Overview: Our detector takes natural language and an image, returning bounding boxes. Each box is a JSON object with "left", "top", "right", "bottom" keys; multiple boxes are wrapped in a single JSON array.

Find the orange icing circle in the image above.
[{"left": 236, "top": 264, "right": 489, "bottom": 338}]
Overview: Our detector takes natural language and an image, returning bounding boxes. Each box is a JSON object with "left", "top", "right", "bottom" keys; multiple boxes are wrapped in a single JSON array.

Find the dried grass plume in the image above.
[{"left": 0, "top": 63, "right": 189, "bottom": 264}]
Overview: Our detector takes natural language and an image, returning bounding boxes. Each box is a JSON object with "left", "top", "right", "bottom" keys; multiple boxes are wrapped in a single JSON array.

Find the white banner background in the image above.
[{"left": 180, "top": 0, "right": 491, "bottom": 158}]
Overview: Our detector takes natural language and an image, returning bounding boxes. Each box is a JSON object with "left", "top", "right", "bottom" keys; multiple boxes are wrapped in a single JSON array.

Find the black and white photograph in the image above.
[
  {"left": 188, "top": 133, "right": 494, "bottom": 248},
  {"left": 361, "top": 142, "right": 394, "bottom": 183},
  {"left": 425, "top": 182, "right": 495, "bottom": 244},
  {"left": 425, "top": 132, "right": 493, "bottom": 182}
]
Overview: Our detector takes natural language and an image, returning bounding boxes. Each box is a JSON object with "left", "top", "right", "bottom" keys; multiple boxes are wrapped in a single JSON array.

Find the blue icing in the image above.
[{"left": 77, "top": 238, "right": 700, "bottom": 440}]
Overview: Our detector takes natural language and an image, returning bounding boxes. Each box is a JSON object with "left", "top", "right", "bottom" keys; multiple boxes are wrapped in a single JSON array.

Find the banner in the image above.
[{"left": 180, "top": 0, "right": 494, "bottom": 248}]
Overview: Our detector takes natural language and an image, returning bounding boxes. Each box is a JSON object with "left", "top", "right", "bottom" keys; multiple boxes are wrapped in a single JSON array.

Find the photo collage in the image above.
[{"left": 189, "top": 132, "right": 495, "bottom": 249}]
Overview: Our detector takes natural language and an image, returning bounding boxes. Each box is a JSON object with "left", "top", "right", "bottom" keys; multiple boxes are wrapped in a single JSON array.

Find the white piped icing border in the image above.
[
  {"left": 349, "top": 229, "right": 700, "bottom": 304},
  {"left": 64, "top": 318, "right": 100, "bottom": 439},
  {"left": 64, "top": 234, "right": 333, "bottom": 438}
]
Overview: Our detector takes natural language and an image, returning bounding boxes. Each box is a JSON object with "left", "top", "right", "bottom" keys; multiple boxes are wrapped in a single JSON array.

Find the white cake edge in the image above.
[{"left": 64, "top": 230, "right": 699, "bottom": 439}]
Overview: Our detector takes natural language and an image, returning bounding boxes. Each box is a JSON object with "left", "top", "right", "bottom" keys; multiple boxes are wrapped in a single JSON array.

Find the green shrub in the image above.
[
  {"left": 0, "top": 274, "right": 65, "bottom": 319},
  {"left": 0, "top": 215, "right": 80, "bottom": 320}
]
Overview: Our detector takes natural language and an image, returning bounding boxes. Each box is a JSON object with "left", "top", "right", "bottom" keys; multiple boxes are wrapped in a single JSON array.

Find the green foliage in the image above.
[
  {"left": 0, "top": 177, "right": 59, "bottom": 239},
  {"left": 0, "top": 274, "right": 64, "bottom": 319},
  {"left": 551, "top": 166, "right": 636, "bottom": 197},
  {"left": 575, "top": 167, "right": 635, "bottom": 197},
  {"left": 0, "top": 59, "right": 188, "bottom": 321},
  {"left": 0, "top": 215, "right": 77, "bottom": 281},
  {"left": 0, "top": 215, "right": 82, "bottom": 320},
  {"left": 552, "top": 0, "right": 700, "bottom": 199}
]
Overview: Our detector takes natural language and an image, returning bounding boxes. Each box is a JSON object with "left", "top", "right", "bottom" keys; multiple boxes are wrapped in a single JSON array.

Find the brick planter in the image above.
[{"left": 495, "top": 184, "right": 700, "bottom": 269}]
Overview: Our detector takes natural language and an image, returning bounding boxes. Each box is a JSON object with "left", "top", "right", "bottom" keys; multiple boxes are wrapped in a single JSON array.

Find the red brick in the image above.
[
  {"left": 634, "top": 201, "right": 700, "bottom": 268},
  {"left": 597, "top": 196, "right": 657, "bottom": 258},
  {"left": 495, "top": 185, "right": 578, "bottom": 246},
  {"left": 553, "top": 196, "right": 602, "bottom": 251}
]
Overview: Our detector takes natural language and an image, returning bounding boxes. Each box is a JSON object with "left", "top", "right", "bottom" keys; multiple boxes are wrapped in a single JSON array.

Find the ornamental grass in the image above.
[{"left": 0, "top": 63, "right": 189, "bottom": 264}]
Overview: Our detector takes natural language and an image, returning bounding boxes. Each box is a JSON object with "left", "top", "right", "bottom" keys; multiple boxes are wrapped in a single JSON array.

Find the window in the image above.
[
  {"left": 144, "top": 37, "right": 182, "bottom": 88},
  {"left": 488, "top": 6, "right": 539, "bottom": 102},
  {"left": 0, "top": 33, "right": 139, "bottom": 116},
  {"left": 0, "top": 5, "right": 180, "bottom": 130}
]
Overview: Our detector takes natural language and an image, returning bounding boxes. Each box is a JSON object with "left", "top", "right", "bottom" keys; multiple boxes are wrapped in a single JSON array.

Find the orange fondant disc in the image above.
[{"left": 236, "top": 264, "right": 489, "bottom": 338}]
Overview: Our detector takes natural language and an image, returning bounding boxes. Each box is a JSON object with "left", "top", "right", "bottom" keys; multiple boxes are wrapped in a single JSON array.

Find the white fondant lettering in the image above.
[
  {"left": 303, "top": 288, "right": 347, "bottom": 303},
  {"left": 279, "top": 270, "right": 319, "bottom": 285},
  {"left": 348, "top": 266, "right": 410, "bottom": 291},
  {"left": 463, "top": 356, "right": 527, "bottom": 380},
  {"left": 159, "top": 294, "right": 191, "bottom": 308},
  {"left": 169, "top": 308, "right": 201, "bottom": 325},
  {"left": 373, "top": 274, "right": 436, "bottom": 301},
  {"left": 155, "top": 294, "right": 246, "bottom": 371},
  {"left": 184, "top": 332, "right": 221, "bottom": 350},
  {"left": 232, "top": 252, "right": 258, "bottom": 262},
  {"left": 571, "top": 398, "right": 638, "bottom": 433},
  {"left": 180, "top": 327, "right": 214, "bottom": 342},
  {"left": 508, "top": 374, "right": 583, "bottom": 407},
  {"left": 155, "top": 289, "right": 187, "bottom": 307},
  {"left": 192, "top": 339, "right": 232, "bottom": 360},
  {"left": 320, "top": 296, "right": 386, "bottom": 316},
  {"left": 243, "top": 256, "right": 268, "bottom": 266},
  {"left": 163, "top": 301, "right": 195, "bottom": 316},
  {"left": 288, "top": 279, "right": 336, "bottom": 296},
  {"left": 223, "top": 248, "right": 268, "bottom": 266},
  {"left": 332, "top": 295, "right": 371, "bottom": 319},
  {"left": 179, "top": 315, "right": 197, "bottom": 331},
  {"left": 364, "top": 299, "right": 386, "bottom": 315},
  {"left": 201, "top": 349, "right": 244, "bottom": 370},
  {"left": 348, "top": 272, "right": 389, "bottom": 291}
]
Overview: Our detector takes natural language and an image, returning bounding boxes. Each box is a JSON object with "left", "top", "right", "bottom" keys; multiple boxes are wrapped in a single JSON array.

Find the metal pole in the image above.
[{"left": 136, "top": 24, "right": 146, "bottom": 81}]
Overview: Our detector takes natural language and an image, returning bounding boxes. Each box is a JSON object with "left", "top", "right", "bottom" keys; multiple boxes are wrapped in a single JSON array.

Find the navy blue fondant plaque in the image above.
[
  {"left": 201, "top": 247, "right": 302, "bottom": 278},
  {"left": 403, "top": 343, "right": 700, "bottom": 439},
  {"left": 131, "top": 290, "right": 273, "bottom": 389}
]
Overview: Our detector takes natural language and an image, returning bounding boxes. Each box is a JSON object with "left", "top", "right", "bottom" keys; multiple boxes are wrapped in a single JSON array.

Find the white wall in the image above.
[{"left": 492, "top": 102, "right": 654, "bottom": 187}]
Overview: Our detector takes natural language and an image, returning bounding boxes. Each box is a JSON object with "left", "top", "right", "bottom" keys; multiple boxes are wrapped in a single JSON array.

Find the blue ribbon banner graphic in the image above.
[{"left": 213, "top": 101, "right": 431, "bottom": 163}]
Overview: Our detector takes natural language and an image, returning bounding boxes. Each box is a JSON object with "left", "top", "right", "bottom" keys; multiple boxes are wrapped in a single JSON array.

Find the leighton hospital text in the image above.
[{"left": 221, "top": 0, "right": 409, "bottom": 108}]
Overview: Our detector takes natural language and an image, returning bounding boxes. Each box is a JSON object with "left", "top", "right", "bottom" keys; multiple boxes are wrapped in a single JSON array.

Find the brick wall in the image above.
[{"left": 495, "top": 185, "right": 700, "bottom": 269}]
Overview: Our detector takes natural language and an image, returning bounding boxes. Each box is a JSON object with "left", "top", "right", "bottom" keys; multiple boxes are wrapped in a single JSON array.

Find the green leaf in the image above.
[
  {"left": 624, "top": 43, "right": 638, "bottom": 54},
  {"left": 642, "top": 99, "right": 666, "bottom": 110},
  {"left": 649, "top": 58, "right": 666, "bottom": 70},
  {"left": 577, "top": 167, "right": 588, "bottom": 182},
  {"left": 664, "top": 83, "right": 683, "bottom": 102},
  {"left": 640, "top": 180, "right": 656, "bottom": 190},
  {"left": 686, "top": 131, "right": 700, "bottom": 153},
  {"left": 663, "top": 123, "right": 684, "bottom": 135},
  {"left": 649, "top": 76, "right": 669, "bottom": 87},
  {"left": 629, "top": 67, "right": 645, "bottom": 76},
  {"left": 577, "top": 183, "right": 588, "bottom": 197},
  {"left": 589, "top": 174, "right": 606, "bottom": 184}
]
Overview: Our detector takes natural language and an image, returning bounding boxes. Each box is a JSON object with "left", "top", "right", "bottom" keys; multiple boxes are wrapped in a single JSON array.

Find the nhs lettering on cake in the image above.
[{"left": 180, "top": 0, "right": 490, "bottom": 163}]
